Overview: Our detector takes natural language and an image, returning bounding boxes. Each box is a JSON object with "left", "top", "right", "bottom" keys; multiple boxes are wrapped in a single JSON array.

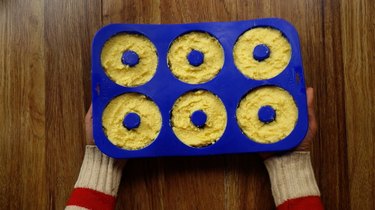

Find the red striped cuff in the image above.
[
  {"left": 66, "top": 188, "right": 116, "bottom": 210},
  {"left": 277, "top": 196, "right": 324, "bottom": 210}
]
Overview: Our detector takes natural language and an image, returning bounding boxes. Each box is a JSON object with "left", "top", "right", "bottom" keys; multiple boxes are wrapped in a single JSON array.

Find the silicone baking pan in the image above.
[{"left": 92, "top": 18, "right": 308, "bottom": 158}]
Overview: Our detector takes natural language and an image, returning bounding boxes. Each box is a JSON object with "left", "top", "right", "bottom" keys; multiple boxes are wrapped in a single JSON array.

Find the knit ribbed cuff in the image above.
[
  {"left": 74, "top": 145, "right": 125, "bottom": 196},
  {"left": 264, "top": 151, "right": 320, "bottom": 206},
  {"left": 65, "top": 205, "right": 88, "bottom": 210}
]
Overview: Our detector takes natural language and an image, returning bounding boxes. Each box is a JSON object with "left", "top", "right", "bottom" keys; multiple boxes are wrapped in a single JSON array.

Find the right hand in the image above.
[{"left": 260, "top": 87, "right": 317, "bottom": 159}]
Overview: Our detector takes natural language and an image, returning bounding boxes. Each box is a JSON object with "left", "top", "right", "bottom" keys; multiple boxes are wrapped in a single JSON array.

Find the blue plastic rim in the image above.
[
  {"left": 258, "top": 105, "right": 276, "bottom": 123},
  {"left": 92, "top": 18, "right": 309, "bottom": 158},
  {"left": 123, "top": 112, "right": 141, "bottom": 129},
  {"left": 187, "top": 49, "right": 204, "bottom": 66},
  {"left": 191, "top": 110, "right": 207, "bottom": 128},
  {"left": 122, "top": 50, "right": 139, "bottom": 67},
  {"left": 253, "top": 44, "right": 270, "bottom": 61}
]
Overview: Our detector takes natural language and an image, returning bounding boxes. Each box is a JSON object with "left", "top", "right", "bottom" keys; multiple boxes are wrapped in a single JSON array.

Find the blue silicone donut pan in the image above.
[{"left": 92, "top": 18, "right": 308, "bottom": 159}]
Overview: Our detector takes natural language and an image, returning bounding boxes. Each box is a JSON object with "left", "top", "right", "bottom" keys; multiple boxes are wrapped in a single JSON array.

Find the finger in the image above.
[
  {"left": 306, "top": 87, "right": 314, "bottom": 108},
  {"left": 306, "top": 88, "right": 315, "bottom": 119},
  {"left": 85, "top": 104, "right": 94, "bottom": 144},
  {"left": 85, "top": 104, "right": 93, "bottom": 123},
  {"left": 306, "top": 87, "right": 317, "bottom": 134}
]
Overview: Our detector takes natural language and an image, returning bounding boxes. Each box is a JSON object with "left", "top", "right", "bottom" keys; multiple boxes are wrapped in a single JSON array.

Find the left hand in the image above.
[{"left": 85, "top": 104, "right": 95, "bottom": 145}]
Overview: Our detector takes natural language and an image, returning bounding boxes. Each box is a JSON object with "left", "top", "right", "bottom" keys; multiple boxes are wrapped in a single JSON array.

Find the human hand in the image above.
[
  {"left": 85, "top": 104, "right": 127, "bottom": 168},
  {"left": 85, "top": 104, "right": 95, "bottom": 145},
  {"left": 260, "top": 87, "right": 317, "bottom": 159},
  {"left": 294, "top": 87, "right": 317, "bottom": 151}
]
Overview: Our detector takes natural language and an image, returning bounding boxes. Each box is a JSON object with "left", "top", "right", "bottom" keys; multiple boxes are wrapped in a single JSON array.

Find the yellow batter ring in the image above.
[
  {"left": 171, "top": 90, "right": 227, "bottom": 147},
  {"left": 102, "top": 93, "right": 162, "bottom": 150},
  {"left": 101, "top": 33, "right": 158, "bottom": 87},
  {"left": 233, "top": 28, "right": 291, "bottom": 80},
  {"left": 236, "top": 87, "right": 298, "bottom": 143},
  {"left": 167, "top": 32, "right": 224, "bottom": 84}
]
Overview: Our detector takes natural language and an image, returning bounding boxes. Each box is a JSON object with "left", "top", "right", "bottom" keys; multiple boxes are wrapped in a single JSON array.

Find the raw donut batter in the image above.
[
  {"left": 101, "top": 33, "right": 158, "bottom": 87},
  {"left": 102, "top": 93, "right": 162, "bottom": 150},
  {"left": 233, "top": 28, "right": 291, "bottom": 80},
  {"left": 168, "top": 32, "right": 224, "bottom": 84},
  {"left": 236, "top": 86, "right": 297, "bottom": 143},
  {"left": 171, "top": 90, "right": 227, "bottom": 147}
]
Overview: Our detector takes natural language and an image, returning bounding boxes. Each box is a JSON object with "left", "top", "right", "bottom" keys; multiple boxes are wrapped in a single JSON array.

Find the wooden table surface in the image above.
[{"left": 1, "top": 0, "right": 374, "bottom": 209}]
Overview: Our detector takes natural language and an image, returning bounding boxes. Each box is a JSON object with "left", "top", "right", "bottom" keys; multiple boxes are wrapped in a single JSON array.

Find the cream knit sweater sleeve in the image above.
[
  {"left": 264, "top": 151, "right": 322, "bottom": 208},
  {"left": 66, "top": 145, "right": 125, "bottom": 210}
]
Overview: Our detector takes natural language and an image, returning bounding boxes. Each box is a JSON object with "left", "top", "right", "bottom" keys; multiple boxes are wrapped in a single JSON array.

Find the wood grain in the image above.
[
  {"left": 0, "top": 0, "right": 374, "bottom": 209},
  {"left": 44, "top": 0, "right": 101, "bottom": 208},
  {"left": 315, "top": 1, "right": 351, "bottom": 208},
  {"left": 341, "top": 0, "right": 375, "bottom": 209},
  {"left": 0, "top": 0, "right": 46, "bottom": 209}
]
